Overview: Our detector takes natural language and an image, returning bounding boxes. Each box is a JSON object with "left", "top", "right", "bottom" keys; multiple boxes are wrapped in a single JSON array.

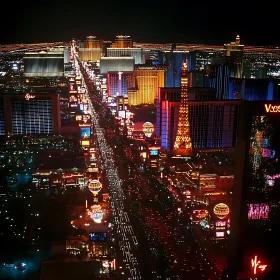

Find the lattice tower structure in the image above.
[{"left": 173, "top": 60, "right": 192, "bottom": 156}]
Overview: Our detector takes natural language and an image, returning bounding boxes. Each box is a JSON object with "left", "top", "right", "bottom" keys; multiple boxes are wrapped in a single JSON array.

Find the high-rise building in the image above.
[
  {"left": 23, "top": 51, "right": 64, "bottom": 77},
  {"left": 224, "top": 35, "right": 244, "bottom": 78},
  {"left": 164, "top": 51, "right": 188, "bottom": 87},
  {"left": 84, "top": 36, "right": 103, "bottom": 49},
  {"left": 156, "top": 87, "right": 240, "bottom": 151},
  {"left": 77, "top": 36, "right": 103, "bottom": 62},
  {"left": 100, "top": 57, "right": 135, "bottom": 74},
  {"left": 106, "top": 48, "right": 143, "bottom": 64},
  {"left": 229, "top": 101, "right": 280, "bottom": 280},
  {"left": 1, "top": 90, "right": 61, "bottom": 135},
  {"left": 188, "top": 51, "right": 197, "bottom": 71},
  {"left": 156, "top": 87, "right": 181, "bottom": 151},
  {"left": 111, "top": 35, "right": 133, "bottom": 48},
  {"left": 127, "top": 66, "right": 165, "bottom": 105},
  {"left": 188, "top": 71, "right": 204, "bottom": 87},
  {"left": 48, "top": 46, "right": 70, "bottom": 64},
  {"left": 78, "top": 49, "right": 102, "bottom": 62},
  {"left": 107, "top": 71, "right": 135, "bottom": 97},
  {"left": 173, "top": 61, "right": 192, "bottom": 156},
  {"left": 204, "top": 57, "right": 231, "bottom": 99},
  {"left": 229, "top": 78, "right": 279, "bottom": 100}
]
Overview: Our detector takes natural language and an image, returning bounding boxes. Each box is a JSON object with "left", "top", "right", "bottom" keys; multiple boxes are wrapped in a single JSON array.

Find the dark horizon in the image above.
[
  {"left": 2, "top": 33, "right": 280, "bottom": 48},
  {"left": 2, "top": 0, "right": 279, "bottom": 47}
]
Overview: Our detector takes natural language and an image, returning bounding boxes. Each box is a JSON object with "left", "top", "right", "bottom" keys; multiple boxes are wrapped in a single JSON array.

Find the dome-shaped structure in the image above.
[
  {"left": 213, "top": 203, "right": 229, "bottom": 219},
  {"left": 142, "top": 122, "right": 154, "bottom": 138},
  {"left": 88, "top": 179, "right": 102, "bottom": 195}
]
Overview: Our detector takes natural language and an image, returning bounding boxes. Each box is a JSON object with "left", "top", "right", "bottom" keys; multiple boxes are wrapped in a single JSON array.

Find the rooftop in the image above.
[{"left": 40, "top": 260, "right": 102, "bottom": 280}]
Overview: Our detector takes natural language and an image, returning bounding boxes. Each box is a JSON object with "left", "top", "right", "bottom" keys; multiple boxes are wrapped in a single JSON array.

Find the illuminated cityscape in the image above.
[{"left": 0, "top": 32, "right": 280, "bottom": 280}]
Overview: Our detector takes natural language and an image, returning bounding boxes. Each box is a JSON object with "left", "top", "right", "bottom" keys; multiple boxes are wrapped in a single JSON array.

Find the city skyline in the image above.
[{"left": 2, "top": 0, "right": 279, "bottom": 46}]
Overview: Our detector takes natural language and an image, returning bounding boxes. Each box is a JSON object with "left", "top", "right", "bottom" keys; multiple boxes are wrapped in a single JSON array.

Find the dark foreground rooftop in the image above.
[{"left": 40, "top": 260, "right": 103, "bottom": 280}]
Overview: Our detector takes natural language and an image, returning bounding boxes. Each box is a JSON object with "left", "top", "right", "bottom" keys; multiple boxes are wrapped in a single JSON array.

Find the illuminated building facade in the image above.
[
  {"left": 156, "top": 87, "right": 241, "bottom": 151},
  {"left": 129, "top": 67, "right": 165, "bottom": 105},
  {"left": 107, "top": 48, "right": 143, "bottom": 64},
  {"left": 1, "top": 91, "right": 60, "bottom": 135},
  {"left": 49, "top": 47, "right": 70, "bottom": 64},
  {"left": 23, "top": 51, "right": 64, "bottom": 77},
  {"left": 127, "top": 88, "right": 138, "bottom": 106},
  {"left": 224, "top": 35, "right": 244, "bottom": 78},
  {"left": 173, "top": 61, "right": 192, "bottom": 156},
  {"left": 229, "top": 77, "right": 279, "bottom": 100},
  {"left": 84, "top": 36, "right": 103, "bottom": 49},
  {"left": 164, "top": 51, "right": 188, "bottom": 87},
  {"left": 229, "top": 101, "right": 280, "bottom": 279},
  {"left": 107, "top": 71, "right": 135, "bottom": 97},
  {"left": 188, "top": 71, "right": 204, "bottom": 87},
  {"left": 156, "top": 87, "right": 181, "bottom": 151},
  {"left": 78, "top": 48, "right": 102, "bottom": 62},
  {"left": 77, "top": 36, "right": 103, "bottom": 62},
  {"left": 100, "top": 57, "right": 135, "bottom": 74},
  {"left": 204, "top": 57, "right": 230, "bottom": 99},
  {"left": 189, "top": 100, "right": 240, "bottom": 150},
  {"left": 111, "top": 35, "right": 133, "bottom": 48}
]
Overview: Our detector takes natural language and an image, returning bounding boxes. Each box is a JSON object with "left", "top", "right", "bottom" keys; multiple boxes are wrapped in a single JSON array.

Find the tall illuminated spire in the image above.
[{"left": 173, "top": 60, "right": 192, "bottom": 156}]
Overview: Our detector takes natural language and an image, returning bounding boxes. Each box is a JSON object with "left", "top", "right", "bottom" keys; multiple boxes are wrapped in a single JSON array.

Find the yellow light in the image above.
[{"left": 213, "top": 203, "right": 229, "bottom": 219}]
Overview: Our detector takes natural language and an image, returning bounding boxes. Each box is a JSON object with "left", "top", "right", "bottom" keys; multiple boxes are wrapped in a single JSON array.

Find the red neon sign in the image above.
[{"left": 251, "top": 255, "right": 267, "bottom": 275}]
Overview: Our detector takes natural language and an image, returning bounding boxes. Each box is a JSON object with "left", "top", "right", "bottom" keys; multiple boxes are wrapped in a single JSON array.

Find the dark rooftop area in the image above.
[{"left": 40, "top": 260, "right": 102, "bottom": 280}]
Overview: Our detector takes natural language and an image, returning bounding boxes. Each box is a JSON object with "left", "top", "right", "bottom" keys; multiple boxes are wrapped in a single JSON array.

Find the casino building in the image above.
[
  {"left": 156, "top": 87, "right": 240, "bottom": 151},
  {"left": 23, "top": 51, "right": 65, "bottom": 77},
  {"left": 229, "top": 101, "right": 280, "bottom": 279},
  {"left": 0, "top": 90, "right": 61, "bottom": 135}
]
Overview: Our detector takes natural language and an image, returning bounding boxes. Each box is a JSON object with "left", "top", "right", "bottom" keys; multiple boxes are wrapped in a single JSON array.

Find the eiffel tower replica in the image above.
[{"left": 173, "top": 60, "right": 193, "bottom": 156}]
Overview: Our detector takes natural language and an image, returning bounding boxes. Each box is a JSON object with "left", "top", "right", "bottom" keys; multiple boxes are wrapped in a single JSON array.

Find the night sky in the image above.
[{"left": 1, "top": 0, "right": 279, "bottom": 46}]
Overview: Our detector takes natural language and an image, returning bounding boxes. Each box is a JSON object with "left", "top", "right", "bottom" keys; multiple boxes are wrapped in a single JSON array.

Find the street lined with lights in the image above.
[{"left": 72, "top": 50, "right": 142, "bottom": 279}]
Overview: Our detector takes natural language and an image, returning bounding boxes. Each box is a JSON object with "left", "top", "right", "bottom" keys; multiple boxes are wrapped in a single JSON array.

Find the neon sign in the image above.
[
  {"left": 215, "top": 221, "right": 227, "bottom": 227},
  {"left": 213, "top": 203, "right": 230, "bottom": 219},
  {"left": 25, "top": 93, "right": 35, "bottom": 100},
  {"left": 264, "top": 104, "right": 280, "bottom": 113},
  {"left": 248, "top": 203, "right": 269, "bottom": 220},
  {"left": 251, "top": 255, "right": 267, "bottom": 275}
]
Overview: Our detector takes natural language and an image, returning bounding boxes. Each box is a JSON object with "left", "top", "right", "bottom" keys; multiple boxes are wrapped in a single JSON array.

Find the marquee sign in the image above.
[
  {"left": 251, "top": 255, "right": 267, "bottom": 275},
  {"left": 25, "top": 93, "right": 35, "bottom": 100},
  {"left": 265, "top": 104, "right": 280, "bottom": 113},
  {"left": 248, "top": 203, "right": 269, "bottom": 220},
  {"left": 213, "top": 203, "right": 230, "bottom": 219}
]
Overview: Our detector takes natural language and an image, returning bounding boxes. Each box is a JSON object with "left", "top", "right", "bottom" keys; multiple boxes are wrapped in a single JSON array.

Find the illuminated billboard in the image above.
[
  {"left": 215, "top": 220, "right": 227, "bottom": 231},
  {"left": 142, "top": 122, "right": 154, "bottom": 138},
  {"left": 76, "top": 115, "right": 83, "bottom": 121},
  {"left": 213, "top": 203, "right": 230, "bottom": 219},
  {"left": 248, "top": 203, "right": 269, "bottom": 220},
  {"left": 88, "top": 205, "right": 104, "bottom": 223},
  {"left": 88, "top": 232, "right": 107, "bottom": 242},
  {"left": 216, "top": 232, "right": 225, "bottom": 238},
  {"left": 80, "top": 127, "right": 91, "bottom": 139},
  {"left": 249, "top": 115, "right": 279, "bottom": 191},
  {"left": 150, "top": 149, "right": 159, "bottom": 156},
  {"left": 81, "top": 140, "right": 90, "bottom": 147},
  {"left": 215, "top": 220, "right": 227, "bottom": 227}
]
